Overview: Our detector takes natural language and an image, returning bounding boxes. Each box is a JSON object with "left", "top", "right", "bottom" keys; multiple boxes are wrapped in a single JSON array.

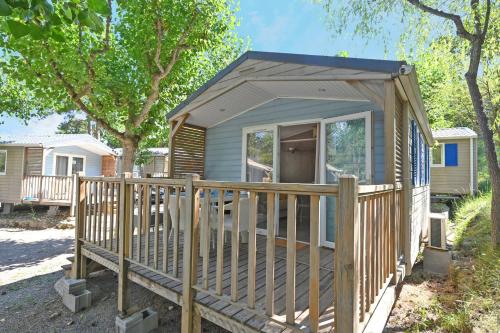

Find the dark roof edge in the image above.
[{"left": 167, "top": 51, "right": 407, "bottom": 120}]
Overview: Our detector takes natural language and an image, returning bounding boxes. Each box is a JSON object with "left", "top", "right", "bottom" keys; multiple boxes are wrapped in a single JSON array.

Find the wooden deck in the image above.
[
  {"left": 82, "top": 232, "right": 335, "bottom": 332},
  {"left": 73, "top": 175, "right": 405, "bottom": 333}
]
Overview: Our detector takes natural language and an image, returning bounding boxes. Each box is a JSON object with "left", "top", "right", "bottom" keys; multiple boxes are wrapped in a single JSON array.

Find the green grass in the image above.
[{"left": 409, "top": 193, "right": 499, "bottom": 332}]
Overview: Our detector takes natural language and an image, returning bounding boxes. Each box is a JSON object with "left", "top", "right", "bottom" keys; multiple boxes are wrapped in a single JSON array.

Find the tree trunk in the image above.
[
  {"left": 465, "top": 39, "right": 500, "bottom": 247},
  {"left": 121, "top": 139, "right": 138, "bottom": 174}
]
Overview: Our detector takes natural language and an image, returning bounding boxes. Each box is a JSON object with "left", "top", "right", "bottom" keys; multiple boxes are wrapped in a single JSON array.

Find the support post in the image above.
[
  {"left": 73, "top": 173, "right": 85, "bottom": 279},
  {"left": 335, "top": 175, "right": 360, "bottom": 333},
  {"left": 118, "top": 172, "right": 132, "bottom": 316},
  {"left": 70, "top": 173, "right": 77, "bottom": 217},
  {"left": 181, "top": 174, "right": 200, "bottom": 333},
  {"left": 384, "top": 79, "right": 399, "bottom": 283},
  {"left": 402, "top": 101, "right": 412, "bottom": 275}
]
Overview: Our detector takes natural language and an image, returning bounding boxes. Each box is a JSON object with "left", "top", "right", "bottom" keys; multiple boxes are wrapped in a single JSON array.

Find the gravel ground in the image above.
[{"left": 0, "top": 210, "right": 227, "bottom": 333}]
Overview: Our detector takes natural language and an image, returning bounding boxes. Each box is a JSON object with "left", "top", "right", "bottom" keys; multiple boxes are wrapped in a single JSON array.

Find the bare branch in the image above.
[
  {"left": 406, "top": 0, "right": 475, "bottom": 40},
  {"left": 132, "top": 13, "right": 197, "bottom": 128},
  {"left": 47, "top": 57, "right": 125, "bottom": 140}
]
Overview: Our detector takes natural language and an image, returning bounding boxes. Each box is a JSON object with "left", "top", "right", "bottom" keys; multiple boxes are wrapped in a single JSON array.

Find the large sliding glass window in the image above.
[
  {"left": 245, "top": 130, "right": 274, "bottom": 183},
  {"left": 244, "top": 127, "right": 276, "bottom": 234},
  {"left": 323, "top": 112, "right": 371, "bottom": 244}
]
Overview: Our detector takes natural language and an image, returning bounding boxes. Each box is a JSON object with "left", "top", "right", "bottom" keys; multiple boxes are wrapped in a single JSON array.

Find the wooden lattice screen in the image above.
[{"left": 171, "top": 124, "right": 206, "bottom": 179}]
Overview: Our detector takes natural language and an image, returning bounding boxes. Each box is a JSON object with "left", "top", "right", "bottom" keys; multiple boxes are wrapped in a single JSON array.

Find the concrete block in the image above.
[
  {"left": 62, "top": 289, "right": 92, "bottom": 312},
  {"left": 54, "top": 277, "right": 91, "bottom": 313},
  {"left": 1, "top": 203, "right": 13, "bottom": 214},
  {"left": 54, "top": 277, "right": 86, "bottom": 297},
  {"left": 115, "top": 308, "right": 158, "bottom": 333},
  {"left": 47, "top": 205, "right": 60, "bottom": 216},
  {"left": 423, "top": 246, "right": 451, "bottom": 276}
]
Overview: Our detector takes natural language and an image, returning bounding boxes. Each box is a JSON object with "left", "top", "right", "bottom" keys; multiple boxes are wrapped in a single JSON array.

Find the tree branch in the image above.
[
  {"left": 47, "top": 57, "right": 125, "bottom": 140},
  {"left": 406, "top": 0, "right": 475, "bottom": 40},
  {"left": 77, "top": 0, "right": 113, "bottom": 99},
  {"left": 481, "top": 0, "right": 491, "bottom": 39},
  {"left": 132, "top": 14, "right": 196, "bottom": 128}
]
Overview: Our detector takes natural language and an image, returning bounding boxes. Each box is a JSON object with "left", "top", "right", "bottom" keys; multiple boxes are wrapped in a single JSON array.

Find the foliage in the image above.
[
  {"left": 317, "top": 0, "right": 499, "bottom": 135},
  {"left": 399, "top": 194, "right": 498, "bottom": 332},
  {"left": 0, "top": 0, "right": 243, "bottom": 168},
  {"left": 56, "top": 112, "right": 89, "bottom": 134},
  {"left": 452, "top": 192, "right": 490, "bottom": 247}
]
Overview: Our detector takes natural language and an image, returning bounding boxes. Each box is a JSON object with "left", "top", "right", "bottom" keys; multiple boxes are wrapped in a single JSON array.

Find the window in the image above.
[
  {"left": 72, "top": 157, "right": 84, "bottom": 174},
  {"left": 55, "top": 156, "right": 69, "bottom": 176},
  {"left": 431, "top": 143, "right": 458, "bottom": 167},
  {"left": 411, "top": 120, "right": 430, "bottom": 186},
  {"left": 54, "top": 154, "right": 86, "bottom": 176},
  {"left": 431, "top": 144, "right": 444, "bottom": 167},
  {"left": 0, "top": 150, "right": 6, "bottom": 175}
]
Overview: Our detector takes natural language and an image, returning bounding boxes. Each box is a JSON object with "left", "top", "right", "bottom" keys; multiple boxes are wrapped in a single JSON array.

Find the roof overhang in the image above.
[
  {"left": 168, "top": 51, "right": 407, "bottom": 128},
  {"left": 47, "top": 139, "right": 116, "bottom": 156}
]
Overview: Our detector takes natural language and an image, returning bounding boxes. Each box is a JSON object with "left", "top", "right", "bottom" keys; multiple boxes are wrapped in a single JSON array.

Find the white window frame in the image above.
[
  {"left": 53, "top": 153, "right": 86, "bottom": 176},
  {"left": 0, "top": 150, "right": 7, "bottom": 175},
  {"left": 319, "top": 110, "right": 372, "bottom": 248},
  {"left": 431, "top": 143, "right": 445, "bottom": 167}
]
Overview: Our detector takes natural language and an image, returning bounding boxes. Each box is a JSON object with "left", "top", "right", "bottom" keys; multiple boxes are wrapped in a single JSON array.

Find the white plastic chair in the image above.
[{"left": 210, "top": 197, "right": 250, "bottom": 244}]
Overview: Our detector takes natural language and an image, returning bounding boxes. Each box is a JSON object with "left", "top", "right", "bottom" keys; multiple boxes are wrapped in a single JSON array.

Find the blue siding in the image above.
[
  {"left": 205, "top": 98, "right": 385, "bottom": 183},
  {"left": 44, "top": 146, "right": 103, "bottom": 176}
]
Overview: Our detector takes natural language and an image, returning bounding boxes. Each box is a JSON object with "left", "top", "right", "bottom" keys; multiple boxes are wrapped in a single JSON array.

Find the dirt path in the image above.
[
  {"left": 0, "top": 227, "right": 75, "bottom": 286},
  {"left": 0, "top": 217, "right": 227, "bottom": 332}
]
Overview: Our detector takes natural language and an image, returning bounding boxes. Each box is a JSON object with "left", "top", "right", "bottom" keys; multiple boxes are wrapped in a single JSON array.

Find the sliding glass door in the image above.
[
  {"left": 321, "top": 112, "right": 371, "bottom": 246},
  {"left": 243, "top": 126, "right": 278, "bottom": 234}
]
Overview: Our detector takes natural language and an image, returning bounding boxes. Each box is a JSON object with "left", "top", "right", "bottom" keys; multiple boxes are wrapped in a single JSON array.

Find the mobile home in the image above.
[
  {"left": 73, "top": 51, "right": 433, "bottom": 333},
  {"left": 431, "top": 127, "right": 478, "bottom": 196},
  {"left": 0, "top": 134, "right": 115, "bottom": 212}
]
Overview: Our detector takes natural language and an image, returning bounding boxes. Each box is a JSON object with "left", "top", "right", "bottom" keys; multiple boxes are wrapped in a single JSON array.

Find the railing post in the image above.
[
  {"left": 118, "top": 172, "right": 132, "bottom": 316},
  {"left": 72, "top": 173, "right": 85, "bottom": 279},
  {"left": 181, "top": 174, "right": 200, "bottom": 333},
  {"left": 335, "top": 175, "right": 360, "bottom": 333}
]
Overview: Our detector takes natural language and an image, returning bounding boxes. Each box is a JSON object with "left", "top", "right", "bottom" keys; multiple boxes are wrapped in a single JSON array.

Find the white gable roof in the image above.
[
  {"left": 432, "top": 127, "right": 477, "bottom": 139},
  {"left": 0, "top": 134, "right": 116, "bottom": 155}
]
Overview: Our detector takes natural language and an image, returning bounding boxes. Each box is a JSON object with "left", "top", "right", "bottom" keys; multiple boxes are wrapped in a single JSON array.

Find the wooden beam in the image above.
[
  {"left": 335, "top": 175, "right": 360, "bottom": 333},
  {"left": 181, "top": 174, "right": 201, "bottom": 333},
  {"left": 402, "top": 102, "right": 413, "bottom": 275},
  {"left": 346, "top": 80, "right": 385, "bottom": 109},
  {"left": 171, "top": 113, "right": 190, "bottom": 137},
  {"left": 117, "top": 172, "right": 132, "bottom": 316},
  {"left": 384, "top": 80, "right": 396, "bottom": 183}
]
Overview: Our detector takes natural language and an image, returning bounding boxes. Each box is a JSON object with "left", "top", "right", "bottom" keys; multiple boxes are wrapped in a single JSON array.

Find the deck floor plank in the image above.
[{"left": 82, "top": 229, "right": 335, "bottom": 332}]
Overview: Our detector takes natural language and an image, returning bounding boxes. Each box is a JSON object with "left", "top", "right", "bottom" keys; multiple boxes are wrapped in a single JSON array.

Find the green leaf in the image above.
[
  {"left": 28, "top": 22, "right": 46, "bottom": 40},
  {"left": 50, "top": 29, "right": 65, "bottom": 42},
  {"left": 7, "top": 19, "right": 30, "bottom": 38},
  {"left": 62, "top": 4, "right": 72, "bottom": 20},
  {"left": 0, "top": 0, "right": 12, "bottom": 16},
  {"left": 50, "top": 13, "right": 62, "bottom": 25},
  {"left": 5, "top": 0, "right": 29, "bottom": 10},
  {"left": 88, "top": 0, "right": 110, "bottom": 16}
]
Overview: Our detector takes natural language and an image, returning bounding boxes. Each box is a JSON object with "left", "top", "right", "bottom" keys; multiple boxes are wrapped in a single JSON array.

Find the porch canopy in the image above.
[{"left": 167, "top": 51, "right": 432, "bottom": 178}]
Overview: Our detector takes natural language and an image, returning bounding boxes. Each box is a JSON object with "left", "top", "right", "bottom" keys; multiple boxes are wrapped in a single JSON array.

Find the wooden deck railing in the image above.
[
  {"left": 73, "top": 174, "right": 404, "bottom": 333},
  {"left": 22, "top": 175, "right": 74, "bottom": 203}
]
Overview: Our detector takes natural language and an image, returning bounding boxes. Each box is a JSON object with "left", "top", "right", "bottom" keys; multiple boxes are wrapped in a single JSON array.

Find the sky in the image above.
[{"left": 0, "top": 0, "right": 401, "bottom": 136}]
